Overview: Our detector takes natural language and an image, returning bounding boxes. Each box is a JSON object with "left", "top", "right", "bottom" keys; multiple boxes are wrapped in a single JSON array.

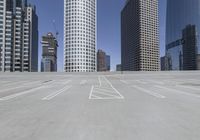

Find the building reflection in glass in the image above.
[{"left": 166, "top": 0, "right": 200, "bottom": 70}]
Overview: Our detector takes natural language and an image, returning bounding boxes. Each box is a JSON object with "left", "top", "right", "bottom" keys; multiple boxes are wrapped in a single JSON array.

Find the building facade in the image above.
[
  {"left": 97, "top": 49, "right": 106, "bottom": 72},
  {"left": 0, "top": 0, "right": 5, "bottom": 71},
  {"left": 64, "top": 0, "right": 96, "bottom": 72},
  {"left": 121, "top": 0, "right": 159, "bottom": 71},
  {"left": 166, "top": 0, "right": 200, "bottom": 70},
  {"left": 160, "top": 56, "right": 166, "bottom": 71},
  {"left": 116, "top": 64, "right": 122, "bottom": 71},
  {"left": 41, "top": 33, "right": 58, "bottom": 72},
  {"left": 106, "top": 55, "right": 110, "bottom": 71},
  {"left": 0, "top": 0, "right": 38, "bottom": 72},
  {"left": 97, "top": 49, "right": 110, "bottom": 72}
]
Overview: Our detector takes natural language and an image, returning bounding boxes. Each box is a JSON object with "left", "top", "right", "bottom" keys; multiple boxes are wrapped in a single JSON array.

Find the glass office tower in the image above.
[{"left": 166, "top": 0, "right": 200, "bottom": 70}]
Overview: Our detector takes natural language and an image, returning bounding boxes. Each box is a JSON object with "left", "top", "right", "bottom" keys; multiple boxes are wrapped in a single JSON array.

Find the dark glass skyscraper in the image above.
[{"left": 166, "top": 0, "right": 200, "bottom": 70}]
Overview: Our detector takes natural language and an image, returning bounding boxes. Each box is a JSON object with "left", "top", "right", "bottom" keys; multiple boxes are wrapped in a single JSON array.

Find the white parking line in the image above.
[
  {"left": 0, "top": 86, "right": 45, "bottom": 101},
  {"left": 132, "top": 85, "right": 166, "bottom": 99},
  {"left": 94, "top": 90, "right": 120, "bottom": 98},
  {"left": 103, "top": 76, "right": 124, "bottom": 99},
  {"left": 155, "top": 85, "right": 200, "bottom": 98},
  {"left": 89, "top": 85, "right": 94, "bottom": 99},
  {"left": 95, "top": 88, "right": 116, "bottom": 94},
  {"left": 98, "top": 76, "right": 102, "bottom": 87},
  {"left": 90, "top": 94, "right": 103, "bottom": 99},
  {"left": 177, "top": 85, "right": 200, "bottom": 91},
  {"left": 42, "top": 86, "right": 72, "bottom": 100}
]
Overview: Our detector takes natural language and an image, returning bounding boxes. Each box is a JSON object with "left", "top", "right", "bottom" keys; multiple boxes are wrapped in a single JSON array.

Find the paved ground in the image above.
[{"left": 0, "top": 71, "right": 200, "bottom": 140}]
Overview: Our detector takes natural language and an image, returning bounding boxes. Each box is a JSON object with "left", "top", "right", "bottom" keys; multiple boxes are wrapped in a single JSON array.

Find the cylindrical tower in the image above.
[{"left": 64, "top": 0, "right": 96, "bottom": 72}]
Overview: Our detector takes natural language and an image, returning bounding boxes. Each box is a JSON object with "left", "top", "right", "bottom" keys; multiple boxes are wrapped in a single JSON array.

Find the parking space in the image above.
[{"left": 0, "top": 72, "right": 200, "bottom": 140}]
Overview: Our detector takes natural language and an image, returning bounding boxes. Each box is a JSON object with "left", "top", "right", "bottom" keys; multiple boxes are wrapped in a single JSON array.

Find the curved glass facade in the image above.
[{"left": 166, "top": 0, "right": 200, "bottom": 70}]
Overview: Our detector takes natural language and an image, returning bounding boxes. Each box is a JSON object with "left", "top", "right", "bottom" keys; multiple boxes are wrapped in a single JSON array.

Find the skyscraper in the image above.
[
  {"left": 106, "top": 55, "right": 110, "bottom": 71},
  {"left": 160, "top": 56, "right": 166, "bottom": 71},
  {"left": 121, "top": 0, "right": 159, "bottom": 71},
  {"left": 64, "top": 0, "right": 96, "bottom": 72},
  {"left": 116, "top": 64, "right": 122, "bottom": 71},
  {"left": 166, "top": 0, "right": 200, "bottom": 70},
  {"left": 0, "top": 0, "right": 38, "bottom": 72},
  {"left": 97, "top": 49, "right": 110, "bottom": 72},
  {"left": 0, "top": 0, "right": 5, "bottom": 71},
  {"left": 41, "top": 33, "right": 58, "bottom": 72}
]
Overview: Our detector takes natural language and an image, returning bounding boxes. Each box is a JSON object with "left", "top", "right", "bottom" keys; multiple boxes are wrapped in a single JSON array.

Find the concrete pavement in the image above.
[{"left": 0, "top": 72, "right": 200, "bottom": 140}]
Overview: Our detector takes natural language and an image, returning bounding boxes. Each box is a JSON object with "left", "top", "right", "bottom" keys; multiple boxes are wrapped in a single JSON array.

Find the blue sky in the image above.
[{"left": 29, "top": 0, "right": 167, "bottom": 72}]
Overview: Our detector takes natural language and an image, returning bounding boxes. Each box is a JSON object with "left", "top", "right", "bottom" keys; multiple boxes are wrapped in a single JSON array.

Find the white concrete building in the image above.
[
  {"left": 0, "top": 0, "right": 38, "bottom": 72},
  {"left": 64, "top": 0, "right": 96, "bottom": 72},
  {"left": 121, "top": 0, "right": 160, "bottom": 71}
]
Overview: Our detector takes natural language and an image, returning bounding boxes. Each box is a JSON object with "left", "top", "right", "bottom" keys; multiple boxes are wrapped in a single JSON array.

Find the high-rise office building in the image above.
[
  {"left": 41, "top": 33, "right": 58, "bottom": 72},
  {"left": 64, "top": 0, "right": 96, "bottom": 72},
  {"left": 0, "top": 0, "right": 38, "bottom": 72},
  {"left": 97, "top": 49, "right": 110, "bottom": 72},
  {"left": 116, "top": 64, "right": 122, "bottom": 71},
  {"left": 160, "top": 56, "right": 166, "bottom": 71},
  {"left": 0, "top": 0, "right": 5, "bottom": 71},
  {"left": 106, "top": 55, "right": 110, "bottom": 71},
  {"left": 166, "top": 0, "right": 200, "bottom": 70},
  {"left": 97, "top": 49, "right": 106, "bottom": 72},
  {"left": 121, "top": 0, "right": 159, "bottom": 71}
]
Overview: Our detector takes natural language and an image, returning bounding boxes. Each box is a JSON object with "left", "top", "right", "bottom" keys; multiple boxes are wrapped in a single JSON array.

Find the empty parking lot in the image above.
[{"left": 0, "top": 71, "right": 200, "bottom": 140}]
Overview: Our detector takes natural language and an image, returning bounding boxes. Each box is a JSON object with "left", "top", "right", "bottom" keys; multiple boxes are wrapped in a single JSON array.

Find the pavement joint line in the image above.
[
  {"left": 80, "top": 80, "right": 87, "bottom": 85},
  {"left": 93, "top": 90, "right": 121, "bottom": 98},
  {"left": 147, "top": 80, "right": 165, "bottom": 85},
  {"left": 0, "top": 86, "right": 45, "bottom": 101},
  {"left": 2, "top": 80, "right": 30, "bottom": 87},
  {"left": 42, "top": 85, "right": 72, "bottom": 100},
  {"left": 155, "top": 85, "right": 200, "bottom": 98},
  {"left": 176, "top": 85, "right": 200, "bottom": 91},
  {"left": 89, "top": 85, "right": 94, "bottom": 99},
  {"left": 189, "top": 79, "right": 200, "bottom": 82},
  {"left": 103, "top": 76, "right": 124, "bottom": 99},
  {"left": 139, "top": 80, "right": 148, "bottom": 84},
  {"left": 24, "top": 81, "right": 42, "bottom": 86},
  {"left": 134, "top": 80, "right": 147, "bottom": 84},
  {"left": 120, "top": 80, "right": 129, "bottom": 84},
  {"left": 0, "top": 85, "right": 31, "bottom": 93},
  {"left": 42, "top": 80, "right": 55, "bottom": 85},
  {"left": 63, "top": 80, "right": 71, "bottom": 85},
  {"left": 98, "top": 76, "right": 102, "bottom": 87},
  {"left": 132, "top": 85, "right": 166, "bottom": 99}
]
